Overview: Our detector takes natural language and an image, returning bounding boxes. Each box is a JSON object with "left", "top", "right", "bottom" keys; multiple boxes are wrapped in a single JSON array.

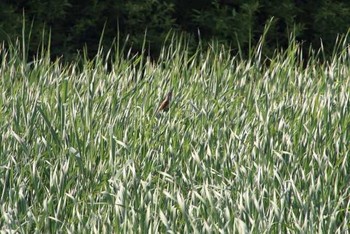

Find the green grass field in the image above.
[{"left": 1, "top": 36, "right": 350, "bottom": 233}]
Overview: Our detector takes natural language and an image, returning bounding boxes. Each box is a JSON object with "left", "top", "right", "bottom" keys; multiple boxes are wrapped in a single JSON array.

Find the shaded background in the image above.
[{"left": 0, "top": 0, "right": 350, "bottom": 60}]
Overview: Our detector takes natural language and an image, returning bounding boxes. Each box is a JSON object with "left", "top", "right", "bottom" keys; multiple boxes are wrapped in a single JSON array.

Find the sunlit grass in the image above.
[{"left": 0, "top": 34, "right": 350, "bottom": 233}]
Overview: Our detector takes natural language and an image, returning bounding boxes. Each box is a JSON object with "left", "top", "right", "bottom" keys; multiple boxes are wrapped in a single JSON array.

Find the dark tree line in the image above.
[{"left": 1, "top": 0, "right": 349, "bottom": 60}]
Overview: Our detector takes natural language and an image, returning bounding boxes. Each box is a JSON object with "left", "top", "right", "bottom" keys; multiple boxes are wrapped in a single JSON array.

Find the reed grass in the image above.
[{"left": 0, "top": 33, "right": 350, "bottom": 233}]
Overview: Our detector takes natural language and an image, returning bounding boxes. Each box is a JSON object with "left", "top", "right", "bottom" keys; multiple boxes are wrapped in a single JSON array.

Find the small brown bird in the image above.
[{"left": 157, "top": 90, "right": 173, "bottom": 112}]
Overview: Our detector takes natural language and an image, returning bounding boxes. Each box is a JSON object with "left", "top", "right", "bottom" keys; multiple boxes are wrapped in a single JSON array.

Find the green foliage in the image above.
[
  {"left": 193, "top": 0, "right": 260, "bottom": 49},
  {"left": 313, "top": 1, "right": 350, "bottom": 49},
  {"left": 0, "top": 2, "right": 23, "bottom": 40},
  {"left": 0, "top": 0, "right": 350, "bottom": 60},
  {"left": 123, "top": 0, "right": 176, "bottom": 55},
  {"left": 1, "top": 32, "right": 350, "bottom": 233}
]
